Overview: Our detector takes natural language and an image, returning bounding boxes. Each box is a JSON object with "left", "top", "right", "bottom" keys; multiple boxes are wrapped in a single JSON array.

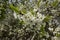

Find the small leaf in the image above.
[
  {"left": 19, "top": 20, "right": 25, "bottom": 25},
  {"left": 56, "top": 33, "right": 60, "bottom": 37},
  {"left": 40, "top": 25, "right": 45, "bottom": 33},
  {"left": 21, "top": 8, "right": 27, "bottom": 14},
  {"left": 40, "top": 24, "right": 46, "bottom": 36},
  {"left": 51, "top": 0, "right": 59, "bottom": 7},
  {"left": 9, "top": 4, "right": 19, "bottom": 13},
  {"left": 43, "top": 15, "right": 52, "bottom": 22},
  {"left": 30, "top": 8, "right": 35, "bottom": 15},
  {"left": 37, "top": 0, "right": 41, "bottom": 7}
]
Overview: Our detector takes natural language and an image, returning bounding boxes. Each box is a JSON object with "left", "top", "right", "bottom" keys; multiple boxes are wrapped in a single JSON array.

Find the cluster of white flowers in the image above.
[
  {"left": 13, "top": 10, "right": 45, "bottom": 26},
  {"left": 13, "top": 9, "right": 46, "bottom": 32}
]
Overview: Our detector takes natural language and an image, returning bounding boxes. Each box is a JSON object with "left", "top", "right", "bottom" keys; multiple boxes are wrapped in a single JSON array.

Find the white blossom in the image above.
[
  {"left": 13, "top": 12, "right": 17, "bottom": 19},
  {"left": 48, "top": 27, "right": 53, "bottom": 31}
]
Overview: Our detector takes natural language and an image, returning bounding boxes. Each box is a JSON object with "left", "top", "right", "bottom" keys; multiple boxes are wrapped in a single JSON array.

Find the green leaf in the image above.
[
  {"left": 30, "top": 8, "right": 35, "bottom": 16},
  {"left": 40, "top": 24, "right": 46, "bottom": 36},
  {"left": 40, "top": 25, "right": 45, "bottom": 33},
  {"left": 43, "top": 15, "right": 52, "bottom": 22},
  {"left": 56, "top": 33, "right": 60, "bottom": 37},
  {"left": 21, "top": 8, "right": 27, "bottom": 14},
  {"left": 19, "top": 20, "right": 25, "bottom": 25},
  {"left": 37, "top": 0, "right": 41, "bottom": 7},
  {"left": 9, "top": 4, "right": 20, "bottom": 13},
  {"left": 51, "top": 0, "right": 59, "bottom": 7}
]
